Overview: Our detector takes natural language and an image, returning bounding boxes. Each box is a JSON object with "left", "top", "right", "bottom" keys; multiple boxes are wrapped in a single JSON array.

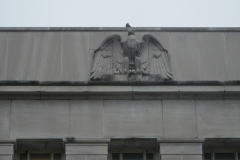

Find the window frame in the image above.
[
  {"left": 109, "top": 149, "right": 157, "bottom": 160},
  {"left": 17, "top": 150, "right": 64, "bottom": 160},
  {"left": 204, "top": 149, "right": 240, "bottom": 160}
]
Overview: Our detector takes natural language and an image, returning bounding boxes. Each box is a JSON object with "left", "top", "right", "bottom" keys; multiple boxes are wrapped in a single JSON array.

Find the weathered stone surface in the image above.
[
  {"left": 66, "top": 155, "right": 86, "bottom": 160},
  {"left": 146, "top": 32, "right": 171, "bottom": 51},
  {"left": 179, "top": 86, "right": 224, "bottom": 99},
  {"left": 10, "top": 100, "right": 69, "bottom": 138},
  {"left": 66, "top": 155, "right": 107, "bottom": 160},
  {"left": 69, "top": 100, "right": 104, "bottom": 138},
  {"left": 104, "top": 100, "right": 163, "bottom": 137},
  {"left": 224, "top": 32, "right": 240, "bottom": 80},
  {"left": 87, "top": 86, "right": 132, "bottom": 99},
  {"left": 41, "top": 86, "right": 87, "bottom": 99},
  {"left": 170, "top": 32, "right": 202, "bottom": 80},
  {"left": 171, "top": 32, "right": 226, "bottom": 81},
  {"left": 0, "top": 98, "right": 240, "bottom": 140},
  {"left": 33, "top": 32, "right": 61, "bottom": 81},
  {"left": 0, "top": 86, "right": 40, "bottom": 100},
  {"left": 0, "top": 86, "right": 40, "bottom": 92},
  {"left": 162, "top": 100, "right": 197, "bottom": 138},
  {"left": 161, "top": 155, "right": 181, "bottom": 160},
  {"left": 0, "top": 32, "right": 8, "bottom": 80},
  {"left": 0, "top": 85, "right": 240, "bottom": 100},
  {"left": 197, "top": 33, "right": 226, "bottom": 81},
  {"left": 87, "top": 155, "right": 107, "bottom": 160},
  {"left": 181, "top": 155, "right": 202, "bottom": 160},
  {"left": 0, "top": 156, "right": 13, "bottom": 160},
  {"left": 41, "top": 86, "right": 86, "bottom": 92},
  {"left": 224, "top": 86, "right": 240, "bottom": 98},
  {"left": 62, "top": 32, "right": 89, "bottom": 81},
  {"left": 7, "top": 32, "right": 35, "bottom": 80},
  {"left": 89, "top": 32, "right": 117, "bottom": 51},
  {"left": 65, "top": 144, "right": 108, "bottom": 155},
  {"left": 161, "top": 155, "right": 202, "bottom": 160},
  {"left": 0, "top": 101, "right": 11, "bottom": 139},
  {"left": 0, "top": 144, "right": 14, "bottom": 155},
  {"left": 196, "top": 100, "right": 240, "bottom": 138},
  {"left": 0, "top": 144, "right": 14, "bottom": 160},
  {"left": 0, "top": 31, "right": 240, "bottom": 81},
  {"left": 133, "top": 86, "right": 179, "bottom": 99},
  {"left": 87, "top": 86, "right": 132, "bottom": 92},
  {"left": 160, "top": 143, "right": 202, "bottom": 155}
]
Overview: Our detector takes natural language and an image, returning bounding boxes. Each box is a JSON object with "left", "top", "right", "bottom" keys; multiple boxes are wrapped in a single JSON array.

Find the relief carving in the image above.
[{"left": 90, "top": 26, "right": 172, "bottom": 81}]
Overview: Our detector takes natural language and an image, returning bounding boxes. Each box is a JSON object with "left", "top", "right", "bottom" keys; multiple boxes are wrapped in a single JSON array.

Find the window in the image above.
[
  {"left": 109, "top": 139, "right": 157, "bottom": 160},
  {"left": 19, "top": 151, "right": 63, "bottom": 160},
  {"left": 110, "top": 150, "right": 155, "bottom": 160},
  {"left": 204, "top": 151, "right": 240, "bottom": 160},
  {"left": 16, "top": 139, "right": 64, "bottom": 160}
]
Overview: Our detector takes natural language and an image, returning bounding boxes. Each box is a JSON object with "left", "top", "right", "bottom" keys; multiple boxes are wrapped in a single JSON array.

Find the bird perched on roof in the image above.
[{"left": 126, "top": 23, "right": 131, "bottom": 27}]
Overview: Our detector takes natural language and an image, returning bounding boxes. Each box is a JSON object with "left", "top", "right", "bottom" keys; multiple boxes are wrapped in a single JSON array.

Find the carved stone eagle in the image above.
[{"left": 90, "top": 28, "right": 172, "bottom": 81}]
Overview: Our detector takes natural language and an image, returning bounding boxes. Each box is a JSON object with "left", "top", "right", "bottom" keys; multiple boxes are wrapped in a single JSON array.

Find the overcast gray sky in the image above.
[{"left": 0, "top": 0, "right": 240, "bottom": 27}]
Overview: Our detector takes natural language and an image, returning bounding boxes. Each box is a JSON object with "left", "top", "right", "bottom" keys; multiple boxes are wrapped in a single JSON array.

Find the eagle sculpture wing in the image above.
[
  {"left": 140, "top": 34, "right": 172, "bottom": 80},
  {"left": 90, "top": 34, "right": 124, "bottom": 80}
]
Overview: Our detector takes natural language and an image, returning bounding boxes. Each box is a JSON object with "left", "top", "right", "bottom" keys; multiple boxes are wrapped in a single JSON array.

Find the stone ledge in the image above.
[
  {"left": 179, "top": 86, "right": 225, "bottom": 99},
  {"left": 224, "top": 86, "right": 240, "bottom": 99},
  {"left": 133, "top": 86, "right": 179, "bottom": 99},
  {"left": 0, "top": 80, "right": 238, "bottom": 86},
  {"left": 0, "top": 85, "right": 239, "bottom": 100}
]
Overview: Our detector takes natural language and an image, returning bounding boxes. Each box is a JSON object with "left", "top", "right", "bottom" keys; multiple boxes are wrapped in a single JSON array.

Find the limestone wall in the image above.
[
  {"left": 0, "top": 30, "right": 240, "bottom": 81},
  {"left": 1, "top": 100, "right": 240, "bottom": 141}
]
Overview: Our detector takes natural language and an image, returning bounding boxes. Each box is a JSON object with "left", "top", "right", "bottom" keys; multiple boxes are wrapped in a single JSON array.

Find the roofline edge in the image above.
[{"left": 1, "top": 27, "right": 240, "bottom": 31}]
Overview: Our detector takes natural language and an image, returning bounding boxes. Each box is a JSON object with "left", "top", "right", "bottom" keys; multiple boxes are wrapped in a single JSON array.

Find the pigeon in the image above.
[{"left": 126, "top": 23, "right": 131, "bottom": 27}]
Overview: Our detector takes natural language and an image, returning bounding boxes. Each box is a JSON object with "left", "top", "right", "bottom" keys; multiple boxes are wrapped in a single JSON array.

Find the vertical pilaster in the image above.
[
  {"left": 159, "top": 143, "right": 203, "bottom": 160},
  {"left": 65, "top": 143, "right": 108, "bottom": 160},
  {"left": 0, "top": 144, "right": 14, "bottom": 160}
]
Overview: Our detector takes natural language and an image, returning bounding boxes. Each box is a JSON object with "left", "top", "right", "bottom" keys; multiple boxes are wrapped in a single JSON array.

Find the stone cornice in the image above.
[
  {"left": 0, "top": 80, "right": 239, "bottom": 86},
  {"left": 0, "top": 81, "right": 239, "bottom": 100}
]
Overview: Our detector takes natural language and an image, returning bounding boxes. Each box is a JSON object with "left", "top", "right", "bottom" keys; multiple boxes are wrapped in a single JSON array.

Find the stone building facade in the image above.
[{"left": 0, "top": 27, "right": 240, "bottom": 160}]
